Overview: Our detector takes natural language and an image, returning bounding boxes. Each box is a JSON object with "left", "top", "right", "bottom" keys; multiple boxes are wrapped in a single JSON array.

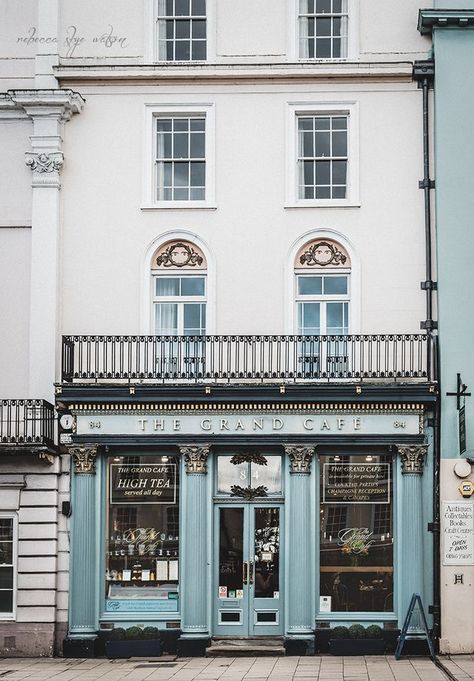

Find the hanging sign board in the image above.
[
  {"left": 459, "top": 405, "right": 466, "bottom": 455},
  {"left": 109, "top": 463, "right": 177, "bottom": 505},
  {"left": 442, "top": 501, "right": 474, "bottom": 565},
  {"left": 323, "top": 463, "right": 390, "bottom": 504}
]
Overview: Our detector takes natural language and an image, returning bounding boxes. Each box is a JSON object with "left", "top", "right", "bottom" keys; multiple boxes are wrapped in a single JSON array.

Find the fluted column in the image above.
[
  {"left": 179, "top": 445, "right": 210, "bottom": 648},
  {"left": 68, "top": 445, "right": 98, "bottom": 638},
  {"left": 285, "top": 445, "right": 315, "bottom": 642},
  {"left": 397, "top": 445, "right": 428, "bottom": 629}
]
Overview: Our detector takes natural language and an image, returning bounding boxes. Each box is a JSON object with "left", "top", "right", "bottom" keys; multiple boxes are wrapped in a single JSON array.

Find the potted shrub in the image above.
[
  {"left": 105, "top": 625, "right": 162, "bottom": 658},
  {"left": 329, "top": 624, "right": 386, "bottom": 655}
]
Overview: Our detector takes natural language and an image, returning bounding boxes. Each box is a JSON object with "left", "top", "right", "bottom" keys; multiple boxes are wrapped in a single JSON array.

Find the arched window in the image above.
[
  {"left": 294, "top": 238, "right": 350, "bottom": 336},
  {"left": 151, "top": 240, "right": 207, "bottom": 336}
]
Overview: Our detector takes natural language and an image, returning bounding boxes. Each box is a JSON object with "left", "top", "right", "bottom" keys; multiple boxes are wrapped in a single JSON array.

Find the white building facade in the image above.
[{"left": 0, "top": 0, "right": 454, "bottom": 657}]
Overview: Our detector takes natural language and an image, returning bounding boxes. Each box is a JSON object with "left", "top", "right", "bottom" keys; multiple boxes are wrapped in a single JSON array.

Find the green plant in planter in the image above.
[
  {"left": 125, "top": 626, "right": 144, "bottom": 640},
  {"left": 142, "top": 626, "right": 160, "bottom": 640},
  {"left": 330, "top": 626, "right": 350, "bottom": 639},
  {"left": 348, "top": 624, "right": 366, "bottom": 639},
  {"left": 365, "top": 625, "right": 383, "bottom": 639},
  {"left": 109, "top": 627, "right": 126, "bottom": 641}
]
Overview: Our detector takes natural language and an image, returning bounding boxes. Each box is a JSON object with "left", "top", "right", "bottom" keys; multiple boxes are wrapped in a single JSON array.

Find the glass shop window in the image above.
[
  {"left": 319, "top": 453, "right": 394, "bottom": 613},
  {"left": 216, "top": 455, "right": 282, "bottom": 496},
  {"left": 105, "top": 454, "right": 180, "bottom": 614}
]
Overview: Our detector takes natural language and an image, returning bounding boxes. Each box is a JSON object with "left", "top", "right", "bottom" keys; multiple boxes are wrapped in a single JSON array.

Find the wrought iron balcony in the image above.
[
  {"left": 61, "top": 334, "right": 434, "bottom": 384},
  {"left": 0, "top": 399, "right": 56, "bottom": 450}
]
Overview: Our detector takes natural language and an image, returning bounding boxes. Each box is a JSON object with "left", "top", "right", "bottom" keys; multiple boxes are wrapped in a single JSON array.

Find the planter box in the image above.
[
  {"left": 329, "top": 639, "right": 386, "bottom": 656},
  {"left": 105, "top": 639, "right": 162, "bottom": 658}
]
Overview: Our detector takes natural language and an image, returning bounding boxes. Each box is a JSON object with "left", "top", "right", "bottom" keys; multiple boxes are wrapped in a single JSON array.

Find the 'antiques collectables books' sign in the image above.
[
  {"left": 110, "top": 463, "right": 177, "bottom": 505},
  {"left": 323, "top": 463, "right": 390, "bottom": 504},
  {"left": 442, "top": 501, "right": 474, "bottom": 565}
]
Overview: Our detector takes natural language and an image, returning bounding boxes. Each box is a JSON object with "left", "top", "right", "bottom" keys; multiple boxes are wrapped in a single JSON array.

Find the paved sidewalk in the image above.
[
  {"left": 438, "top": 655, "right": 474, "bottom": 681},
  {"left": 0, "top": 656, "right": 456, "bottom": 681}
]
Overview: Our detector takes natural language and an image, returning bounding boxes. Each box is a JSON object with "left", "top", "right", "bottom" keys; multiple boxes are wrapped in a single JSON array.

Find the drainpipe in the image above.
[{"left": 413, "top": 60, "right": 440, "bottom": 649}]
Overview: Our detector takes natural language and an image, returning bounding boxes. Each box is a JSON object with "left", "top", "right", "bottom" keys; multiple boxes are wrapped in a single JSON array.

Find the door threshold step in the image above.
[{"left": 206, "top": 638, "right": 285, "bottom": 657}]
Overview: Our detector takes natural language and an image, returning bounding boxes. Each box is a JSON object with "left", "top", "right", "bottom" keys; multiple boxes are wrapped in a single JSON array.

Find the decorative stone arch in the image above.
[
  {"left": 141, "top": 231, "right": 215, "bottom": 334},
  {"left": 285, "top": 229, "right": 360, "bottom": 334}
]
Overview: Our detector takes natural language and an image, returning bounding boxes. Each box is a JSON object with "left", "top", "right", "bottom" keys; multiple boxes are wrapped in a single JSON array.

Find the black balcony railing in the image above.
[
  {"left": 61, "top": 334, "right": 434, "bottom": 384},
  {"left": 0, "top": 399, "right": 56, "bottom": 448}
]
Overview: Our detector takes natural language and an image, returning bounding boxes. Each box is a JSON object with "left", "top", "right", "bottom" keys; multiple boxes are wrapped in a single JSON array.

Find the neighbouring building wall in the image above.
[
  {"left": 429, "top": 16, "right": 474, "bottom": 654},
  {"left": 0, "top": 454, "right": 69, "bottom": 657}
]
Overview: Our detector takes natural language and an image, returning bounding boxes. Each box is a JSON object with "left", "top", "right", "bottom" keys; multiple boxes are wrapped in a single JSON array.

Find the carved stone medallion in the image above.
[
  {"left": 397, "top": 445, "right": 428, "bottom": 474},
  {"left": 70, "top": 445, "right": 98, "bottom": 474},
  {"left": 299, "top": 241, "right": 347, "bottom": 267},
  {"left": 156, "top": 242, "right": 204, "bottom": 268},
  {"left": 285, "top": 445, "right": 315, "bottom": 474},
  {"left": 180, "top": 445, "right": 210, "bottom": 474}
]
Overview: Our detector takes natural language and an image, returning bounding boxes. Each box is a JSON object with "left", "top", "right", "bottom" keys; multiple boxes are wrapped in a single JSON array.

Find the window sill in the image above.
[
  {"left": 141, "top": 202, "right": 217, "bottom": 211},
  {"left": 284, "top": 200, "right": 360, "bottom": 209}
]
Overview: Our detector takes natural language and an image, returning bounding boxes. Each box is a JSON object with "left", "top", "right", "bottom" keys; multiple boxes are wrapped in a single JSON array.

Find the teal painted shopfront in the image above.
[{"left": 60, "top": 392, "right": 436, "bottom": 656}]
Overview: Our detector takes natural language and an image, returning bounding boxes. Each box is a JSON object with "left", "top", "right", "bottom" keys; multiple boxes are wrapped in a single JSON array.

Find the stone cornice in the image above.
[
  {"left": 418, "top": 9, "right": 474, "bottom": 34},
  {"left": 0, "top": 89, "right": 84, "bottom": 120},
  {"left": 54, "top": 61, "right": 416, "bottom": 84}
]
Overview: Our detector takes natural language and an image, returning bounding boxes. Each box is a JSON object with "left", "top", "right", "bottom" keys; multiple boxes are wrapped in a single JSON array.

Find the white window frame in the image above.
[
  {"left": 152, "top": 273, "right": 207, "bottom": 335},
  {"left": 0, "top": 512, "right": 17, "bottom": 621},
  {"left": 142, "top": 103, "right": 216, "bottom": 209},
  {"left": 285, "top": 101, "right": 359, "bottom": 208},
  {"left": 144, "top": 0, "right": 216, "bottom": 63},
  {"left": 295, "top": 271, "right": 351, "bottom": 335},
  {"left": 288, "top": 0, "right": 359, "bottom": 61}
]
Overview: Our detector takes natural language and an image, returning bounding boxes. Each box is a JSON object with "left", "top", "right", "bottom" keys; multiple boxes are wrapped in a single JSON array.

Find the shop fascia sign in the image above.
[{"left": 75, "top": 412, "right": 421, "bottom": 436}]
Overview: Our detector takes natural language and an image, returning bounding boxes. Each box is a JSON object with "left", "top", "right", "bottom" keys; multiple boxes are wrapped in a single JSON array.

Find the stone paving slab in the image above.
[{"left": 0, "top": 656, "right": 455, "bottom": 681}]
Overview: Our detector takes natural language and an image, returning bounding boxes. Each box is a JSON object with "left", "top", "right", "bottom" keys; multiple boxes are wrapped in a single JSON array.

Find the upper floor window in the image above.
[
  {"left": 152, "top": 240, "right": 207, "bottom": 336},
  {"left": 156, "top": 116, "right": 206, "bottom": 201},
  {"left": 286, "top": 102, "right": 358, "bottom": 208},
  {"left": 298, "top": 114, "right": 347, "bottom": 200},
  {"left": 298, "top": 0, "right": 348, "bottom": 59},
  {"left": 295, "top": 239, "right": 351, "bottom": 336},
  {"left": 157, "top": 0, "right": 207, "bottom": 61}
]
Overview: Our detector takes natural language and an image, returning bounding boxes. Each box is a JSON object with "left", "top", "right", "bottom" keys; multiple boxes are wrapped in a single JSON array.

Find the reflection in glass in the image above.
[
  {"left": 106, "top": 455, "right": 180, "bottom": 607},
  {"left": 319, "top": 454, "right": 394, "bottom": 613},
  {"left": 219, "top": 508, "right": 243, "bottom": 596},
  {"left": 254, "top": 508, "right": 280, "bottom": 599}
]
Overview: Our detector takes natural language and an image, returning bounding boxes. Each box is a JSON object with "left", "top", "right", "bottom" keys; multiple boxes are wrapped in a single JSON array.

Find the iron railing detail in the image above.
[
  {"left": 61, "top": 334, "right": 433, "bottom": 384},
  {"left": 0, "top": 399, "right": 56, "bottom": 447}
]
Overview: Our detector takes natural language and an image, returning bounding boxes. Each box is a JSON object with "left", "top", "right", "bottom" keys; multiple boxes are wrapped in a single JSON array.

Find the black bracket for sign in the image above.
[
  {"left": 446, "top": 373, "right": 471, "bottom": 411},
  {"left": 395, "top": 593, "right": 435, "bottom": 660}
]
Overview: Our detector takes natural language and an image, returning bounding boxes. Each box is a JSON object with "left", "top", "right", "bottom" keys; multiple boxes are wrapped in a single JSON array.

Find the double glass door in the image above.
[{"left": 214, "top": 504, "right": 283, "bottom": 636}]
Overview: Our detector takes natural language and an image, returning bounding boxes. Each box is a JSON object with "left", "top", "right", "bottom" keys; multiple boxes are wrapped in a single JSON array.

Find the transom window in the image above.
[
  {"left": 157, "top": 0, "right": 207, "bottom": 61},
  {"left": 156, "top": 117, "right": 206, "bottom": 201},
  {"left": 298, "top": 115, "right": 348, "bottom": 200},
  {"left": 296, "top": 274, "right": 349, "bottom": 335},
  {"left": 154, "top": 275, "right": 206, "bottom": 335},
  {"left": 298, "top": 0, "right": 348, "bottom": 59}
]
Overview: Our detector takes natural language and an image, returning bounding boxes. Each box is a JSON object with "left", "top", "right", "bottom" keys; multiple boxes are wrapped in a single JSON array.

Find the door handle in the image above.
[
  {"left": 249, "top": 560, "right": 254, "bottom": 585},
  {"left": 243, "top": 560, "right": 248, "bottom": 585}
]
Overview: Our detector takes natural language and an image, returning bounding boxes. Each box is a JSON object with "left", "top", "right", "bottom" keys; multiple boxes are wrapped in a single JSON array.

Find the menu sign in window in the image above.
[
  {"left": 110, "top": 463, "right": 177, "bottom": 504},
  {"left": 323, "top": 463, "right": 390, "bottom": 504}
]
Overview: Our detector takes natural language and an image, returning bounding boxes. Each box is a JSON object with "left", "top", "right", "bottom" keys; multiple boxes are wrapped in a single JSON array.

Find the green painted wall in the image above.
[{"left": 433, "top": 25, "right": 474, "bottom": 457}]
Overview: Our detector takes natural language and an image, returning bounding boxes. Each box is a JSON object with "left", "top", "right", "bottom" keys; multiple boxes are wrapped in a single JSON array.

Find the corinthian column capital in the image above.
[
  {"left": 69, "top": 444, "right": 98, "bottom": 474},
  {"left": 397, "top": 444, "right": 428, "bottom": 474},
  {"left": 285, "top": 445, "right": 315, "bottom": 474},
  {"left": 180, "top": 445, "right": 210, "bottom": 474}
]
